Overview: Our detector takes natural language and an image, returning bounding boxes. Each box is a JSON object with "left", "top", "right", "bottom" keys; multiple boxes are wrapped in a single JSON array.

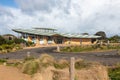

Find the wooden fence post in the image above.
[
  {"left": 27, "top": 51, "right": 31, "bottom": 58},
  {"left": 57, "top": 45, "right": 60, "bottom": 52},
  {"left": 70, "top": 57, "right": 75, "bottom": 80}
]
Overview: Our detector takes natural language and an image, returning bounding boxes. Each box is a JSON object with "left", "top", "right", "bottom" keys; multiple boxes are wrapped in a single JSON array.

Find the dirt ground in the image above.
[
  {"left": 0, "top": 65, "right": 32, "bottom": 80},
  {"left": 0, "top": 46, "right": 118, "bottom": 80}
]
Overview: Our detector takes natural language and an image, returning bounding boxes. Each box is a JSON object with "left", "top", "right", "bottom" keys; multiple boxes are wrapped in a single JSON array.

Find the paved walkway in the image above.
[{"left": 0, "top": 46, "right": 120, "bottom": 66}]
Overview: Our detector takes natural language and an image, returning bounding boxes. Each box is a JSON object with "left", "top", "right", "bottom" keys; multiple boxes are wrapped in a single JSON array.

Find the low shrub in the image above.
[
  {"left": 0, "top": 36, "right": 6, "bottom": 45},
  {"left": 14, "top": 38, "right": 26, "bottom": 44},
  {"left": 0, "top": 44, "right": 23, "bottom": 53},
  {"left": 39, "top": 54, "right": 54, "bottom": 67},
  {"left": 62, "top": 46, "right": 95, "bottom": 52},
  {"left": 75, "top": 60, "right": 91, "bottom": 70},
  {"left": 7, "top": 62, "right": 21, "bottom": 67},
  {"left": 61, "top": 44, "right": 120, "bottom": 52},
  {"left": 54, "top": 60, "right": 69, "bottom": 69},
  {"left": 0, "top": 59, "right": 7, "bottom": 64},
  {"left": 5, "top": 40, "right": 14, "bottom": 45},
  {"left": 109, "top": 66, "right": 120, "bottom": 80},
  {"left": 0, "top": 46, "right": 2, "bottom": 51},
  {"left": 24, "top": 56, "right": 35, "bottom": 61},
  {"left": 14, "top": 44, "right": 22, "bottom": 50},
  {"left": 92, "top": 44, "right": 101, "bottom": 49},
  {"left": 21, "top": 54, "right": 54, "bottom": 75},
  {"left": 1, "top": 44, "right": 12, "bottom": 50},
  {"left": 22, "top": 61, "right": 39, "bottom": 75}
]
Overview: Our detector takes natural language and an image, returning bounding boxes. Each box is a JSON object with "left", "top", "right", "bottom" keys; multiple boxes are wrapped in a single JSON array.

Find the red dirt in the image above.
[{"left": 0, "top": 65, "right": 32, "bottom": 80}]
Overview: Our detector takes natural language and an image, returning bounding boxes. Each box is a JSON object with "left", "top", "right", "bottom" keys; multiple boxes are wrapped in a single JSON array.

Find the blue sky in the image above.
[
  {"left": 0, "top": 0, "right": 120, "bottom": 36},
  {"left": 0, "top": 0, "right": 17, "bottom": 7}
]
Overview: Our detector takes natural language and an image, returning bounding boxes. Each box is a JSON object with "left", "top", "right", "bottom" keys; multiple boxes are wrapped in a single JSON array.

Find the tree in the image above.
[
  {"left": 108, "top": 35, "right": 120, "bottom": 43},
  {"left": 95, "top": 31, "right": 106, "bottom": 40},
  {"left": 0, "top": 35, "right": 6, "bottom": 45},
  {"left": 14, "top": 38, "right": 26, "bottom": 44},
  {"left": 82, "top": 33, "right": 89, "bottom": 35}
]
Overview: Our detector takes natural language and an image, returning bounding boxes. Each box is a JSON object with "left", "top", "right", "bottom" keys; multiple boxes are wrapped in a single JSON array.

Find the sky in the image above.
[{"left": 0, "top": 0, "right": 120, "bottom": 37}]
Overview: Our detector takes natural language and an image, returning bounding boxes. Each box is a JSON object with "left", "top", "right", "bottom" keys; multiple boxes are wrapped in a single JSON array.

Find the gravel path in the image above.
[{"left": 0, "top": 47, "right": 120, "bottom": 66}]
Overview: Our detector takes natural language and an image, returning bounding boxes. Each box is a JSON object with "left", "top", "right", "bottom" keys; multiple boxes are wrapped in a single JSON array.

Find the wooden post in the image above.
[
  {"left": 70, "top": 57, "right": 75, "bottom": 80},
  {"left": 27, "top": 52, "right": 31, "bottom": 58},
  {"left": 57, "top": 45, "right": 60, "bottom": 52},
  {"left": 100, "top": 40, "right": 103, "bottom": 46},
  {"left": 107, "top": 40, "right": 109, "bottom": 48},
  {"left": 80, "top": 39, "right": 82, "bottom": 46}
]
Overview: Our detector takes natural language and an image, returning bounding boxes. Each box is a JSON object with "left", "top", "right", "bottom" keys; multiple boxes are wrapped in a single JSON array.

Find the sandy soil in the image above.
[{"left": 0, "top": 65, "right": 31, "bottom": 80}]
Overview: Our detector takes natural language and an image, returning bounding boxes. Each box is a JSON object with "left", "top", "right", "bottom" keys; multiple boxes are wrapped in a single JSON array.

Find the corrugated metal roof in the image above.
[
  {"left": 33, "top": 27, "right": 57, "bottom": 31},
  {"left": 12, "top": 29, "right": 101, "bottom": 38}
]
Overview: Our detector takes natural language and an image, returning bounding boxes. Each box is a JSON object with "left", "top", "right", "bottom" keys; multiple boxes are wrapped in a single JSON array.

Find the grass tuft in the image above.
[
  {"left": 54, "top": 60, "right": 69, "bottom": 69},
  {"left": 22, "top": 61, "right": 39, "bottom": 75}
]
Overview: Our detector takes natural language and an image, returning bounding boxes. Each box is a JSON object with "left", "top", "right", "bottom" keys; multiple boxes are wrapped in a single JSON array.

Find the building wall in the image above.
[
  {"left": 71, "top": 38, "right": 81, "bottom": 45},
  {"left": 28, "top": 36, "right": 32, "bottom": 42},
  {"left": 26, "top": 35, "right": 92, "bottom": 45},
  {"left": 81, "top": 38, "right": 92, "bottom": 45},
  {"left": 3, "top": 35, "right": 16, "bottom": 40},
  {"left": 44, "top": 36, "right": 48, "bottom": 44},
  {"left": 36, "top": 36, "right": 40, "bottom": 46},
  {"left": 63, "top": 38, "right": 71, "bottom": 44},
  {"left": 34, "top": 36, "right": 53, "bottom": 45},
  {"left": 63, "top": 38, "right": 92, "bottom": 45}
]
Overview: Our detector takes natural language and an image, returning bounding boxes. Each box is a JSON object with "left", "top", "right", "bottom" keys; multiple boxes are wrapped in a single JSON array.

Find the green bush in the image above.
[
  {"left": 0, "top": 46, "right": 2, "bottom": 51},
  {"left": 24, "top": 56, "right": 35, "bottom": 61},
  {"left": 0, "top": 36, "right": 6, "bottom": 45},
  {"left": 5, "top": 40, "right": 14, "bottom": 45},
  {"left": 109, "top": 66, "right": 120, "bottom": 80},
  {"left": 62, "top": 46, "right": 95, "bottom": 52},
  {"left": 22, "top": 61, "right": 39, "bottom": 75},
  {"left": 14, "top": 44, "right": 22, "bottom": 50},
  {"left": 75, "top": 60, "right": 90, "bottom": 70},
  {"left": 0, "top": 59, "right": 7, "bottom": 64},
  {"left": 7, "top": 62, "right": 21, "bottom": 67},
  {"left": 92, "top": 44, "right": 101, "bottom": 49},
  {"left": 108, "top": 35, "right": 120, "bottom": 43},
  {"left": 14, "top": 38, "right": 26, "bottom": 44},
  {"left": 1, "top": 44, "right": 12, "bottom": 50},
  {"left": 39, "top": 54, "right": 54, "bottom": 67},
  {"left": 61, "top": 44, "right": 120, "bottom": 53},
  {"left": 0, "top": 44, "right": 23, "bottom": 53},
  {"left": 54, "top": 60, "right": 69, "bottom": 69}
]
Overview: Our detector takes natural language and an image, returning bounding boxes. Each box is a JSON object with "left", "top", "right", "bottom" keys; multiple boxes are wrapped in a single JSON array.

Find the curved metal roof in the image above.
[{"left": 12, "top": 28, "right": 101, "bottom": 38}]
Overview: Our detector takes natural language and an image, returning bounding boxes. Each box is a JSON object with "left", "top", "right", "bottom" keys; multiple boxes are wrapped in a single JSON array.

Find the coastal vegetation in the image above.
[
  {"left": 0, "top": 35, "right": 34, "bottom": 53},
  {"left": 61, "top": 44, "right": 120, "bottom": 52},
  {"left": 108, "top": 64, "right": 120, "bottom": 80},
  {"left": 0, "top": 54, "right": 109, "bottom": 80},
  {"left": 1, "top": 53, "right": 120, "bottom": 80}
]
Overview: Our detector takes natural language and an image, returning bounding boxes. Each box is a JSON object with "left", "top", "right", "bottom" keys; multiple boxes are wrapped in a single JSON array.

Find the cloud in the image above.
[
  {"left": 15, "top": 0, "right": 57, "bottom": 13},
  {"left": 0, "top": 0, "right": 120, "bottom": 36}
]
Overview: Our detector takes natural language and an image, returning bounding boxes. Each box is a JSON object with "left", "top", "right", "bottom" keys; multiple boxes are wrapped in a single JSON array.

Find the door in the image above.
[{"left": 54, "top": 37, "right": 63, "bottom": 44}]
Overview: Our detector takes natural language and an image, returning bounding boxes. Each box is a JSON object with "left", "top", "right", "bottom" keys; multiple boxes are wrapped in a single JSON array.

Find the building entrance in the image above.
[{"left": 54, "top": 37, "right": 63, "bottom": 44}]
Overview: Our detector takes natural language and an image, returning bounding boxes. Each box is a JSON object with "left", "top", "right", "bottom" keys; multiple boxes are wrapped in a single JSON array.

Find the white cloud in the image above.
[{"left": 0, "top": 0, "right": 120, "bottom": 36}]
